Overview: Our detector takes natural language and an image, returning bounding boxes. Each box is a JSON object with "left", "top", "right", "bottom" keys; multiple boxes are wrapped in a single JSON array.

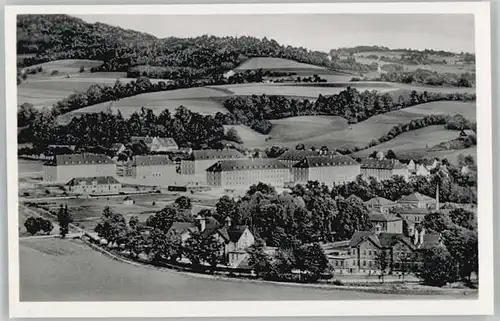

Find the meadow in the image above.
[{"left": 233, "top": 57, "right": 329, "bottom": 74}]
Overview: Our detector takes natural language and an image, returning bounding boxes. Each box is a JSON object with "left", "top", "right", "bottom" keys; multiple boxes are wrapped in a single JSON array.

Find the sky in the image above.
[{"left": 74, "top": 14, "right": 475, "bottom": 53}]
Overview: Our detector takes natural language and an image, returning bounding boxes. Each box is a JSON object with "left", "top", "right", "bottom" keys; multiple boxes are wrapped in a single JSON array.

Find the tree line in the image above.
[
  {"left": 372, "top": 69, "right": 475, "bottom": 87},
  {"left": 223, "top": 88, "right": 475, "bottom": 134}
]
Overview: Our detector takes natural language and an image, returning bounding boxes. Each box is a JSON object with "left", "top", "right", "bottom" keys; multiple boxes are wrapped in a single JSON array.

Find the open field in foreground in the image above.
[{"left": 20, "top": 238, "right": 473, "bottom": 301}]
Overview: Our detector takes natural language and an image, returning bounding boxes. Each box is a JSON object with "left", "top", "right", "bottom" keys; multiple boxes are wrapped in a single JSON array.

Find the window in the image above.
[
  {"left": 363, "top": 260, "right": 366, "bottom": 267},
  {"left": 368, "top": 250, "right": 372, "bottom": 256},
  {"left": 363, "top": 250, "right": 367, "bottom": 256}
]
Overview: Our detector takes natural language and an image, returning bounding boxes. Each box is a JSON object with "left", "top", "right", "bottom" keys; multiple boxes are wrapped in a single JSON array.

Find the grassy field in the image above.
[
  {"left": 427, "top": 146, "right": 477, "bottom": 164},
  {"left": 402, "top": 101, "right": 476, "bottom": 120},
  {"left": 20, "top": 238, "right": 470, "bottom": 301},
  {"left": 233, "top": 57, "right": 328, "bottom": 74},
  {"left": 22, "top": 59, "right": 104, "bottom": 77},
  {"left": 269, "top": 116, "right": 348, "bottom": 143},
  {"left": 353, "top": 125, "right": 465, "bottom": 158}
]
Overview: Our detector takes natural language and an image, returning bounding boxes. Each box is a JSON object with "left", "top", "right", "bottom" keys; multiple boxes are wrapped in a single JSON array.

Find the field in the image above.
[
  {"left": 233, "top": 57, "right": 329, "bottom": 74},
  {"left": 269, "top": 116, "right": 348, "bottom": 142},
  {"left": 22, "top": 59, "right": 104, "bottom": 78},
  {"left": 20, "top": 238, "right": 470, "bottom": 301},
  {"left": 402, "top": 101, "right": 476, "bottom": 120},
  {"left": 353, "top": 125, "right": 466, "bottom": 158}
]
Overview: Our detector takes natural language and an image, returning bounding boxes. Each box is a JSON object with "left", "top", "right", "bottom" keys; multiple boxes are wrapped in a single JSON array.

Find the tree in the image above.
[
  {"left": 449, "top": 208, "right": 476, "bottom": 230},
  {"left": 418, "top": 244, "right": 455, "bottom": 286},
  {"left": 24, "top": 217, "right": 40, "bottom": 235},
  {"left": 375, "top": 249, "right": 390, "bottom": 283},
  {"left": 37, "top": 217, "right": 53, "bottom": 234},
  {"left": 295, "top": 243, "right": 330, "bottom": 281},
  {"left": 295, "top": 143, "right": 306, "bottom": 150},
  {"left": 57, "top": 205, "right": 72, "bottom": 238},
  {"left": 226, "top": 127, "right": 243, "bottom": 144},
  {"left": 128, "top": 215, "right": 139, "bottom": 231},
  {"left": 146, "top": 205, "right": 178, "bottom": 233},
  {"left": 214, "top": 195, "right": 239, "bottom": 224},
  {"left": 246, "top": 239, "right": 272, "bottom": 278},
  {"left": 79, "top": 66, "right": 85, "bottom": 73},
  {"left": 183, "top": 232, "right": 225, "bottom": 271},
  {"left": 333, "top": 197, "right": 373, "bottom": 240},
  {"left": 147, "top": 228, "right": 182, "bottom": 263},
  {"left": 174, "top": 196, "right": 192, "bottom": 211},
  {"left": 94, "top": 206, "right": 128, "bottom": 245},
  {"left": 385, "top": 149, "right": 397, "bottom": 160}
]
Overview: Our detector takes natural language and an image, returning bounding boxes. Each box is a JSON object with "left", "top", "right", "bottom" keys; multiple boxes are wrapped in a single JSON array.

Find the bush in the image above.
[
  {"left": 333, "top": 279, "right": 344, "bottom": 286},
  {"left": 79, "top": 66, "right": 85, "bottom": 73},
  {"left": 50, "top": 70, "right": 59, "bottom": 76}
]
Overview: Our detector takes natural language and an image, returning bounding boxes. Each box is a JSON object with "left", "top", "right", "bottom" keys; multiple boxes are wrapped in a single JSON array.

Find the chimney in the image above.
[
  {"left": 196, "top": 214, "right": 206, "bottom": 232},
  {"left": 419, "top": 228, "right": 425, "bottom": 246},
  {"left": 225, "top": 216, "right": 232, "bottom": 228},
  {"left": 374, "top": 224, "right": 382, "bottom": 235},
  {"left": 414, "top": 229, "right": 419, "bottom": 245},
  {"left": 435, "top": 184, "right": 440, "bottom": 210}
]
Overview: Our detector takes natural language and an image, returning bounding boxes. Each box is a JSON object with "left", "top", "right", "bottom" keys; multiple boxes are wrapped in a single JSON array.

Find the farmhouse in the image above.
[
  {"left": 126, "top": 155, "right": 176, "bottom": 180},
  {"left": 66, "top": 176, "right": 121, "bottom": 195},
  {"left": 365, "top": 197, "right": 397, "bottom": 214},
  {"left": 43, "top": 153, "right": 116, "bottom": 182},
  {"left": 415, "top": 164, "right": 430, "bottom": 176},
  {"left": 181, "top": 149, "right": 246, "bottom": 175},
  {"left": 131, "top": 136, "right": 179, "bottom": 152},
  {"left": 206, "top": 159, "right": 289, "bottom": 188},
  {"left": 360, "top": 159, "right": 409, "bottom": 181},
  {"left": 291, "top": 155, "right": 360, "bottom": 186}
]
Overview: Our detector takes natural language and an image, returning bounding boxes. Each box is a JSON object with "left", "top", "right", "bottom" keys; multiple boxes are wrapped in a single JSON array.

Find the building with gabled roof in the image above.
[
  {"left": 66, "top": 176, "right": 121, "bottom": 195},
  {"left": 368, "top": 212, "right": 403, "bottom": 234},
  {"left": 277, "top": 149, "right": 338, "bottom": 167},
  {"left": 125, "top": 155, "right": 176, "bottom": 180},
  {"left": 43, "top": 153, "right": 116, "bottom": 182},
  {"left": 397, "top": 192, "right": 436, "bottom": 209},
  {"left": 360, "top": 159, "right": 409, "bottom": 181},
  {"left": 130, "top": 136, "right": 178, "bottom": 152},
  {"left": 365, "top": 197, "right": 397, "bottom": 213},
  {"left": 206, "top": 159, "right": 289, "bottom": 188},
  {"left": 292, "top": 155, "right": 360, "bottom": 186},
  {"left": 181, "top": 149, "right": 245, "bottom": 175}
]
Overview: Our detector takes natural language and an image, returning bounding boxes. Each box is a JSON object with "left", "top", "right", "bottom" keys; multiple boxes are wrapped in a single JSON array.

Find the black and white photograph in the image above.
[{"left": 6, "top": 2, "right": 493, "bottom": 318}]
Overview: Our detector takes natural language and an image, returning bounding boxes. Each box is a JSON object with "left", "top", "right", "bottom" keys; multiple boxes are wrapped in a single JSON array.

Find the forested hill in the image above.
[{"left": 17, "top": 14, "right": 374, "bottom": 75}]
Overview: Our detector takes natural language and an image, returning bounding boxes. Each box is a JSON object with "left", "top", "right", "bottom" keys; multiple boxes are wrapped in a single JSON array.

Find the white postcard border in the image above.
[{"left": 5, "top": 2, "right": 493, "bottom": 318}]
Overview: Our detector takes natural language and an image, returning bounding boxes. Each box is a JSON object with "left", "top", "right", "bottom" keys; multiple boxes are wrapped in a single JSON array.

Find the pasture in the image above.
[
  {"left": 353, "top": 125, "right": 464, "bottom": 158},
  {"left": 269, "top": 116, "right": 348, "bottom": 143},
  {"left": 233, "top": 57, "right": 329, "bottom": 74},
  {"left": 21, "top": 59, "right": 104, "bottom": 78}
]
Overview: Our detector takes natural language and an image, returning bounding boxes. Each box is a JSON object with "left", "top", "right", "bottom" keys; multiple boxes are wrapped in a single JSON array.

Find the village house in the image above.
[
  {"left": 368, "top": 212, "right": 403, "bottom": 234},
  {"left": 43, "top": 153, "right": 117, "bottom": 182},
  {"left": 360, "top": 159, "right": 409, "bottom": 181},
  {"left": 66, "top": 176, "right": 121, "bottom": 195},
  {"left": 415, "top": 164, "right": 430, "bottom": 176},
  {"left": 397, "top": 192, "right": 437, "bottom": 209},
  {"left": 276, "top": 149, "right": 337, "bottom": 168},
  {"left": 125, "top": 155, "right": 176, "bottom": 180},
  {"left": 169, "top": 216, "right": 255, "bottom": 268},
  {"left": 394, "top": 207, "right": 435, "bottom": 230},
  {"left": 131, "top": 136, "right": 179, "bottom": 153},
  {"left": 407, "top": 159, "right": 417, "bottom": 173},
  {"left": 291, "top": 155, "right": 360, "bottom": 186},
  {"left": 180, "top": 149, "right": 245, "bottom": 175},
  {"left": 365, "top": 197, "right": 397, "bottom": 213},
  {"left": 206, "top": 159, "right": 289, "bottom": 188}
]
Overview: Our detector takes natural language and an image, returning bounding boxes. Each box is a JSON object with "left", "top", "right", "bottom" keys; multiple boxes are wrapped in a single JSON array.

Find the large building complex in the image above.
[
  {"left": 125, "top": 155, "right": 176, "bottom": 180},
  {"left": 181, "top": 149, "right": 245, "bottom": 175},
  {"left": 360, "top": 159, "right": 409, "bottom": 181},
  {"left": 291, "top": 155, "right": 360, "bottom": 186},
  {"left": 43, "top": 154, "right": 116, "bottom": 182},
  {"left": 66, "top": 176, "right": 121, "bottom": 195},
  {"left": 277, "top": 150, "right": 337, "bottom": 168},
  {"left": 206, "top": 159, "right": 289, "bottom": 188}
]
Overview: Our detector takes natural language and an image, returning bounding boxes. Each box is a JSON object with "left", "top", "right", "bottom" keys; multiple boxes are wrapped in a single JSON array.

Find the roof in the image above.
[
  {"left": 365, "top": 197, "right": 396, "bottom": 207},
  {"left": 394, "top": 207, "right": 434, "bottom": 215},
  {"left": 169, "top": 222, "right": 197, "bottom": 234},
  {"left": 45, "top": 153, "right": 114, "bottom": 166},
  {"left": 131, "top": 155, "right": 174, "bottom": 166},
  {"left": 154, "top": 137, "right": 178, "bottom": 147},
  {"left": 360, "top": 159, "right": 407, "bottom": 170},
  {"left": 206, "top": 159, "right": 288, "bottom": 172},
  {"left": 369, "top": 212, "right": 402, "bottom": 222},
  {"left": 277, "top": 150, "right": 337, "bottom": 161},
  {"left": 190, "top": 149, "right": 245, "bottom": 160},
  {"left": 200, "top": 217, "right": 223, "bottom": 239},
  {"left": 292, "top": 155, "right": 359, "bottom": 168},
  {"left": 349, "top": 231, "right": 414, "bottom": 250},
  {"left": 66, "top": 176, "right": 120, "bottom": 186},
  {"left": 227, "top": 225, "right": 248, "bottom": 243},
  {"left": 398, "top": 192, "right": 435, "bottom": 203},
  {"left": 131, "top": 136, "right": 178, "bottom": 148}
]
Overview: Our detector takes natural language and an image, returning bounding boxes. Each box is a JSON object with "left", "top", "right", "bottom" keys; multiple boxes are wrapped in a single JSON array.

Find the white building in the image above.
[
  {"left": 66, "top": 176, "right": 121, "bottom": 195},
  {"left": 43, "top": 154, "right": 116, "bottom": 183}
]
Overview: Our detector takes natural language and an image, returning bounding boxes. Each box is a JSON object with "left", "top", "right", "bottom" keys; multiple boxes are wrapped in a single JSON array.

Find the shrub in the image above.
[
  {"left": 50, "top": 70, "right": 59, "bottom": 76},
  {"left": 79, "top": 66, "right": 85, "bottom": 73},
  {"left": 333, "top": 279, "right": 344, "bottom": 286}
]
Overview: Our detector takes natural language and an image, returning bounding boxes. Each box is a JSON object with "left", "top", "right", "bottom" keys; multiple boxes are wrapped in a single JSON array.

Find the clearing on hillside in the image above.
[
  {"left": 353, "top": 125, "right": 465, "bottom": 158},
  {"left": 402, "top": 101, "right": 476, "bottom": 120},
  {"left": 268, "top": 116, "right": 348, "bottom": 143},
  {"left": 223, "top": 125, "right": 269, "bottom": 145},
  {"left": 56, "top": 87, "right": 232, "bottom": 124},
  {"left": 233, "top": 57, "right": 331, "bottom": 74},
  {"left": 21, "top": 59, "right": 104, "bottom": 78}
]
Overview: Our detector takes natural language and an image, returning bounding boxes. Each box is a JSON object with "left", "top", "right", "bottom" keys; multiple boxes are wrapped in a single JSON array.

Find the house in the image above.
[
  {"left": 123, "top": 196, "right": 135, "bottom": 205},
  {"left": 321, "top": 241, "right": 352, "bottom": 274},
  {"left": 424, "top": 159, "right": 439, "bottom": 170},
  {"left": 365, "top": 197, "right": 397, "bottom": 213},
  {"left": 360, "top": 159, "right": 409, "bottom": 181},
  {"left": 131, "top": 136, "right": 179, "bottom": 152},
  {"left": 66, "top": 176, "right": 121, "bottom": 195},
  {"left": 170, "top": 216, "right": 255, "bottom": 268},
  {"left": 223, "top": 70, "right": 236, "bottom": 79},
  {"left": 348, "top": 225, "right": 439, "bottom": 274},
  {"left": 407, "top": 160, "right": 416, "bottom": 173},
  {"left": 43, "top": 153, "right": 116, "bottom": 182},
  {"left": 397, "top": 192, "right": 436, "bottom": 209},
  {"left": 368, "top": 212, "right": 403, "bottom": 234},
  {"left": 415, "top": 164, "right": 430, "bottom": 176},
  {"left": 125, "top": 155, "right": 176, "bottom": 180},
  {"left": 47, "top": 144, "right": 76, "bottom": 151},
  {"left": 206, "top": 159, "right": 289, "bottom": 188},
  {"left": 291, "top": 155, "right": 360, "bottom": 186},
  {"left": 180, "top": 149, "right": 245, "bottom": 175},
  {"left": 394, "top": 207, "right": 435, "bottom": 226}
]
